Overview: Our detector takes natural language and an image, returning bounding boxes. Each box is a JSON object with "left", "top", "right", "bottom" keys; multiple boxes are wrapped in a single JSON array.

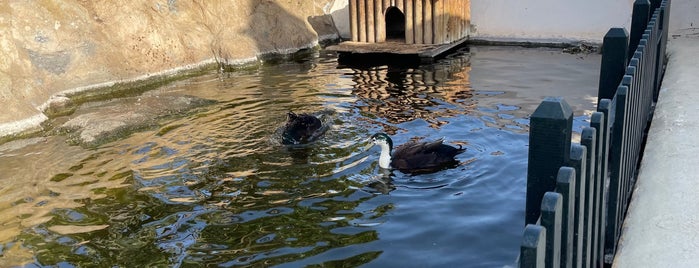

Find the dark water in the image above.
[{"left": 0, "top": 46, "right": 600, "bottom": 267}]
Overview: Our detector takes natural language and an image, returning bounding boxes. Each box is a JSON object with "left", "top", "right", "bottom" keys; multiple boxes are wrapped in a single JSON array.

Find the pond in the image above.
[{"left": 0, "top": 45, "right": 600, "bottom": 267}]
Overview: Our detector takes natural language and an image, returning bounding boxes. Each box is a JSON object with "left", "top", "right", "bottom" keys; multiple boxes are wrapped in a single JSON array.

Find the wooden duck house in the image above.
[{"left": 329, "top": 0, "right": 471, "bottom": 62}]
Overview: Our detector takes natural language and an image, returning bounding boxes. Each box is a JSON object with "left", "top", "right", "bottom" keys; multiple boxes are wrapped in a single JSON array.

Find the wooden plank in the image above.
[
  {"left": 448, "top": 0, "right": 454, "bottom": 42},
  {"left": 415, "top": 0, "right": 423, "bottom": 44},
  {"left": 327, "top": 37, "right": 466, "bottom": 62},
  {"left": 350, "top": 0, "right": 358, "bottom": 41},
  {"left": 541, "top": 192, "right": 563, "bottom": 268},
  {"left": 417, "top": 35, "right": 467, "bottom": 59},
  {"left": 466, "top": 0, "right": 471, "bottom": 36},
  {"left": 521, "top": 224, "right": 547, "bottom": 268},
  {"left": 556, "top": 167, "right": 576, "bottom": 268},
  {"left": 433, "top": 0, "right": 443, "bottom": 44},
  {"left": 581, "top": 127, "right": 598, "bottom": 268},
  {"left": 449, "top": 0, "right": 455, "bottom": 41},
  {"left": 395, "top": 0, "right": 404, "bottom": 41},
  {"left": 405, "top": 0, "right": 414, "bottom": 43},
  {"left": 358, "top": 0, "right": 367, "bottom": 42},
  {"left": 569, "top": 144, "right": 587, "bottom": 268},
  {"left": 376, "top": 0, "right": 386, "bottom": 42},
  {"left": 327, "top": 41, "right": 436, "bottom": 54},
  {"left": 424, "top": 0, "right": 433, "bottom": 44},
  {"left": 606, "top": 84, "right": 628, "bottom": 258},
  {"left": 526, "top": 97, "right": 574, "bottom": 224},
  {"left": 367, "top": 0, "right": 375, "bottom": 43},
  {"left": 590, "top": 111, "right": 608, "bottom": 268},
  {"left": 458, "top": 0, "right": 465, "bottom": 39}
]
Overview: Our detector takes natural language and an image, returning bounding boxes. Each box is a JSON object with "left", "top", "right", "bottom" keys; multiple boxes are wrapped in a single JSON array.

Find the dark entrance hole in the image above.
[{"left": 385, "top": 7, "right": 405, "bottom": 42}]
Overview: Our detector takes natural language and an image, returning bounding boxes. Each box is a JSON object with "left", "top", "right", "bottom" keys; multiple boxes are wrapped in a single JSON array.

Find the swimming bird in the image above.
[
  {"left": 282, "top": 112, "right": 324, "bottom": 145},
  {"left": 370, "top": 133, "right": 465, "bottom": 174}
]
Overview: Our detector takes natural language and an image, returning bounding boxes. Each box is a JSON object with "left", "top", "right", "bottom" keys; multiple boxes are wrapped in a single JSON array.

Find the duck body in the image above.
[
  {"left": 371, "top": 133, "right": 465, "bottom": 174},
  {"left": 282, "top": 112, "right": 324, "bottom": 145}
]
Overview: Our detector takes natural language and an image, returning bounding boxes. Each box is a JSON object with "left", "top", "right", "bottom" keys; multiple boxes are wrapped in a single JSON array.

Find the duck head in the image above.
[{"left": 371, "top": 133, "right": 393, "bottom": 169}]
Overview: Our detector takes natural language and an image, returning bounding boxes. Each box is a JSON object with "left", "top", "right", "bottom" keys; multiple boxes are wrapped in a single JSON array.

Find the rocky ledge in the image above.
[{"left": 0, "top": 0, "right": 346, "bottom": 140}]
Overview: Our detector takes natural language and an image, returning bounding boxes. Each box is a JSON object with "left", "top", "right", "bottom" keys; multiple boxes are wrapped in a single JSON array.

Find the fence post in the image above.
[
  {"left": 568, "top": 144, "right": 587, "bottom": 268},
  {"left": 581, "top": 127, "right": 598, "bottom": 267},
  {"left": 526, "top": 97, "right": 574, "bottom": 224},
  {"left": 556, "top": 167, "right": 576, "bottom": 268},
  {"left": 541, "top": 192, "right": 563, "bottom": 268},
  {"left": 589, "top": 112, "right": 607, "bottom": 268},
  {"left": 654, "top": 0, "right": 670, "bottom": 101},
  {"left": 521, "top": 224, "right": 547, "bottom": 268},
  {"left": 629, "top": 0, "right": 651, "bottom": 60},
  {"left": 597, "top": 28, "right": 629, "bottom": 105},
  {"left": 606, "top": 85, "right": 629, "bottom": 259}
]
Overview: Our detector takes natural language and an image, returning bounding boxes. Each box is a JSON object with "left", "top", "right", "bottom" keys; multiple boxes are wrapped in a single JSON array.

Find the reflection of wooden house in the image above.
[
  {"left": 350, "top": 0, "right": 470, "bottom": 44},
  {"left": 329, "top": 1, "right": 471, "bottom": 62}
]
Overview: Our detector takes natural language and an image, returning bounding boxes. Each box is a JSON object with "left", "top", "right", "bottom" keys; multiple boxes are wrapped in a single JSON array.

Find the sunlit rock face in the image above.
[{"left": 0, "top": 0, "right": 340, "bottom": 137}]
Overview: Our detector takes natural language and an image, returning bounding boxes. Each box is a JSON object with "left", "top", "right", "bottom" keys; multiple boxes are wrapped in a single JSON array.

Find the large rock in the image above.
[{"left": 0, "top": 0, "right": 343, "bottom": 138}]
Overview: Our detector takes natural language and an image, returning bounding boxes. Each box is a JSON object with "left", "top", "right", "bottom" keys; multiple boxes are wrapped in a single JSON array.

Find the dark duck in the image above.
[
  {"left": 370, "top": 133, "right": 465, "bottom": 174},
  {"left": 282, "top": 112, "right": 325, "bottom": 145}
]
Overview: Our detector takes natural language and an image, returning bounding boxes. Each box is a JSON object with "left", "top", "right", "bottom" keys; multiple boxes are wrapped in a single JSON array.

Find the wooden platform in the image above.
[{"left": 326, "top": 37, "right": 469, "bottom": 63}]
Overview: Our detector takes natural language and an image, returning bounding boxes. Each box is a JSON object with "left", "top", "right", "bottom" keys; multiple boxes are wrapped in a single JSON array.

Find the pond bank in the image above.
[{"left": 0, "top": 0, "right": 340, "bottom": 139}]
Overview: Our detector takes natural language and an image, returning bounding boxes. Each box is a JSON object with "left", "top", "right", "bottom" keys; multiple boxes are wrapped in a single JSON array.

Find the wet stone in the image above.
[{"left": 58, "top": 94, "right": 215, "bottom": 146}]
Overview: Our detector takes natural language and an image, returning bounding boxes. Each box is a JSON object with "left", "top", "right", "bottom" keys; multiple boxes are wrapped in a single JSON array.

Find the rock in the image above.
[
  {"left": 59, "top": 94, "right": 215, "bottom": 146},
  {"left": 0, "top": 0, "right": 343, "bottom": 139}
]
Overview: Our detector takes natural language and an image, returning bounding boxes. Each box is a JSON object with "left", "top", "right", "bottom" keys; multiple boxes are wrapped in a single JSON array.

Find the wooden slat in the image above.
[
  {"left": 376, "top": 0, "right": 386, "bottom": 42},
  {"left": 433, "top": 0, "right": 444, "bottom": 44},
  {"left": 405, "top": 0, "right": 414, "bottom": 43},
  {"left": 367, "top": 0, "right": 375, "bottom": 42},
  {"left": 414, "top": 0, "right": 423, "bottom": 44},
  {"left": 350, "top": 0, "right": 358, "bottom": 41},
  {"left": 395, "top": 0, "right": 404, "bottom": 42},
  {"left": 358, "top": 0, "right": 367, "bottom": 42},
  {"left": 457, "top": 0, "right": 464, "bottom": 40},
  {"left": 423, "top": 0, "right": 433, "bottom": 44}
]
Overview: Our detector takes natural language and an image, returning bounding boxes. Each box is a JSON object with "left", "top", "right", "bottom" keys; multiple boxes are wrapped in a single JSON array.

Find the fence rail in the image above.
[{"left": 520, "top": 0, "right": 670, "bottom": 267}]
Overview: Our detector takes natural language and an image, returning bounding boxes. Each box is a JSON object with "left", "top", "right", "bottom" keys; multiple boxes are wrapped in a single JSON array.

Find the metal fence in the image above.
[{"left": 519, "top": 0, "right": 670, "bottom": 267}]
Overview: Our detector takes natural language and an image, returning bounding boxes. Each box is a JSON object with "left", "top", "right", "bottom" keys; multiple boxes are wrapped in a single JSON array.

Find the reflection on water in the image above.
[
  {"left": 352, "top": 50, "right": 475, "bottom": 131},
  {"left": 0, "top": 46, "right": 600, "bottom": 267}
]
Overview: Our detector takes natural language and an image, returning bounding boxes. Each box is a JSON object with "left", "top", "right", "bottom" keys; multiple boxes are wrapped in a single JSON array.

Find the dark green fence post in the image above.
[
  {"left": 606, "top": 85, "right": 629, "bottom": 258},
  {"left": 556, "top": 167, "right": 576, "bottom": 268},
  {"left": 629, "top": 0, "right": 651, "bottom": 60},
  {"left": 541, "top": 192, "right": 563, "bottom": 268},
  {"left": 618, "top": 75, "right": 634, "bottom": 221},
  {"left": 596, "top": 99, "right": 612, "bottom": 183},
  {"left": 521, "top": 224, "right": 547, "bottom": 268},
  {"left": 596, "top": 100, "right": 613, "bottom": 263},
  {"left": 654, "top": 0, "right": 670, "bottom": 101},
  {"left": 568, "top": 144, "right": 587, "bottom": 268},
  {"left": 526, "top": 97, "right": 574, "bottom": 224},
  {"left": 590, "top": 112, "right": 607, "bottom": 267},
  {"left": 597, "top": 28, "right": 629, "bottom": 105},
  {"left": 581, "top": 127, "right": 598, "bottom": 267}
]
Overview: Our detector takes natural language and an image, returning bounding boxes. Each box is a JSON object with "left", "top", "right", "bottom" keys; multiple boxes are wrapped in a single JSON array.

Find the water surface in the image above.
[{"left": 0, "top": 45, "right": 600, "bottom": 267}]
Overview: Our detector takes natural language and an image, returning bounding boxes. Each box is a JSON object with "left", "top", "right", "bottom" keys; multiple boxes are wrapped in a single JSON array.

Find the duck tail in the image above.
[
  {"left": 456, "top": 144, "right": 466, "bottom": 154},
  {"left": 287, "top": 111, "right": 298, "bottom": 121}
]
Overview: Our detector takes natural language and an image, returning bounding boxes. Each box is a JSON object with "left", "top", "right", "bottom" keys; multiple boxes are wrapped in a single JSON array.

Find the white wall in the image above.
[
  {"left": 470, "top": 0, "right": 635, "bottom": 43},
  {"left": 668, "top": 0, "right": 699, "bottom": 35}
]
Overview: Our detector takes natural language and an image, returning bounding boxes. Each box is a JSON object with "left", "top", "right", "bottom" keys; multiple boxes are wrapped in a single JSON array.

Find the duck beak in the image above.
[{"left": 361, "top": 138, "right": 374, "bottom": 151}]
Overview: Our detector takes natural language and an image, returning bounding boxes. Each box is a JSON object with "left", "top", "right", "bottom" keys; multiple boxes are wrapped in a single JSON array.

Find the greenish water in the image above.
[{"left": 0, "top": 46, "right": 600, "bottom": 267}]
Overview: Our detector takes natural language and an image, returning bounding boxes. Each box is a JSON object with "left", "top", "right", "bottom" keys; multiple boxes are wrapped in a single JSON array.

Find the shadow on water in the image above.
[{"left": 0, "top": 43, "right": 602, "bottom": 267}]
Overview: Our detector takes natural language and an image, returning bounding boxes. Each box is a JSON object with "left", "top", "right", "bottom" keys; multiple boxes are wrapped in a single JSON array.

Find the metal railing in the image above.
[{"left": 519, "top": 0, "right": 670, "bottom": 267}]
